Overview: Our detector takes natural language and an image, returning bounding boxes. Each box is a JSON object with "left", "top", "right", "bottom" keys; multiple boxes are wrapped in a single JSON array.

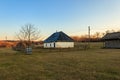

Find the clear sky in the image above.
[{"left": 0, "top": 0, "right": 120, "bottom": 40}]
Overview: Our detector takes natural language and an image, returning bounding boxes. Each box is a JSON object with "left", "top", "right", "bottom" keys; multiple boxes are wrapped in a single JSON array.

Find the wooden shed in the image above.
[
  {"left": 102, "top": 32, "right": 120, "bottom": 48},
  {"left": 44, "top": 31, "right": 74, "bottom": 48}
]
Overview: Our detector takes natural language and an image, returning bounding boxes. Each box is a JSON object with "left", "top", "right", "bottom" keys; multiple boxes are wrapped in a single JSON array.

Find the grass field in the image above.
[{"left": 0, "top": 42, "right": 120, "bottom": 80}]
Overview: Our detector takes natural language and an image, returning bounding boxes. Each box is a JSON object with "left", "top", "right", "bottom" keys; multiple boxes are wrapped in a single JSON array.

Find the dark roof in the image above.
[
  {"left": 102, "top": 32, "right": 120, "bottom": 40},
  {"left": 44, "top": 31, "right": 74, "bottom": 43}
]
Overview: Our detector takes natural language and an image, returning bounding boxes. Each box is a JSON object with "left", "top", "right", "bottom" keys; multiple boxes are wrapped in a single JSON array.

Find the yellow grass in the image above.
[{"left": 0, "top": 42, "right": 120, "bottom": 80}]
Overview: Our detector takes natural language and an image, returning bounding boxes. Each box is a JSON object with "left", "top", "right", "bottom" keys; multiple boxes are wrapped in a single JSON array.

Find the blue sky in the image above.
[{"left": 0, "top": 0, "right": 120, "bottom": 40}]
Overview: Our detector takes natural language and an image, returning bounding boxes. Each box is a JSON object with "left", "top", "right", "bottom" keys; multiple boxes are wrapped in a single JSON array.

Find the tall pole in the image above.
[
  {"left": 88, "top": 26, "right": 90, "bottom": 42},
  {"left": 5, "top": 36, "right": 7, "bottom": 41},
  {"left": 88, "top": 26, "right": 90, "bottom": 48}
]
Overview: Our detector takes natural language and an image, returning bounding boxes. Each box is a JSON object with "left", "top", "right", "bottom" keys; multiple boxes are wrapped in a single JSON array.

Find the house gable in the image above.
[
  {"left": 44, "top": 31, "right": 74, "bottom": 43},
  {"left": 44, "top": 31, "right": 74, "bottom": 48}
]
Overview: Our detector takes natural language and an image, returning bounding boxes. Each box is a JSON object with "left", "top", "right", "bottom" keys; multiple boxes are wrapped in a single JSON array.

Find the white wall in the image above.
[
  {"left": 56, "top": 42, "right": 74, "bottom": 48},
  {"left": 44, "top": 42, "right": 55, "bottom": 48},
  {"left": 44, "top": 42, "right": 74, "bottom": 48}
]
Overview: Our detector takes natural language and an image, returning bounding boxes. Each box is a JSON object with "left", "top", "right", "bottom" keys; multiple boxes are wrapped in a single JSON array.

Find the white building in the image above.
[{"left": 44, "top": 31, "right": 74, "bottom": 48}]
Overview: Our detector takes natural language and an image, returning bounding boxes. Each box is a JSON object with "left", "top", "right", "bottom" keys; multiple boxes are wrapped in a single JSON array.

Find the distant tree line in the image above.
[{"left": 71, "top": 29, "right": 120, "bottom": 42}]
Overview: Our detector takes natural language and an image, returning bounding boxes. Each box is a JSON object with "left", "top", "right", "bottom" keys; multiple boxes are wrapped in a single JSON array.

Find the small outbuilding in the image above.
[
  {"left": 102, "top": 32, "right": 120, "bottom": 48},
  {"left": 44, "top": 31, "right": 74, "bottom": 48}
]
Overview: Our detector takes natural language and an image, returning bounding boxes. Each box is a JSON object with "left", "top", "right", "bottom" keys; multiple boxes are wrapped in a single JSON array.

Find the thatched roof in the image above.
[
  {"left": 102, "top": 32, "right": 120, "bottom": 40},
  {"left": 44, "top": 31, "right": 74, "bottom": 43}
]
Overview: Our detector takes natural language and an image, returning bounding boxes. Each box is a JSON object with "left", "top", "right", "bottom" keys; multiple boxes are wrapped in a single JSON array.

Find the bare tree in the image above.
[
  {"left": 101, "top": 32, "right": 105, "bottom": 37},
  {"left": 95, "top": 32, "right": 100, "bottom": 39},
  {"left": 16, "top": 24, "right": 41, "bottom": 47}
]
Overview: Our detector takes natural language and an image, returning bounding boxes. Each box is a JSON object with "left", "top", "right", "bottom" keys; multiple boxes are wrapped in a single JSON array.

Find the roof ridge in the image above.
[
  {"left": 56, "top": 31, "right": 60, "bottom": 42},
  {"left": 102, "top": 32, "right": 120, "bottom": 40},
  {"left": 44, "top": 31, "right": 74, "bottom": 42}
]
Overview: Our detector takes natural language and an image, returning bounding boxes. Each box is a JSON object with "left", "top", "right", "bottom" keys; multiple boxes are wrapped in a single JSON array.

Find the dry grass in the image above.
[
  {"left": 0, "top": 42, "right": 120, "bottom": 80},
  {"left": 0, "top": 41, "right": 17, "bottom": 48}
]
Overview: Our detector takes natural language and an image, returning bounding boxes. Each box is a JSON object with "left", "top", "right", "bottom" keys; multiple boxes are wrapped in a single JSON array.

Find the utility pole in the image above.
[
  {"left": 5, "top": 36, "right": 7, "bottom": 41},
  {"left": 88, "top": 26, "right": 91, "bottom": 48},
  {"left": 88, "top": 26, "right": 90, "bottom": 41}
]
